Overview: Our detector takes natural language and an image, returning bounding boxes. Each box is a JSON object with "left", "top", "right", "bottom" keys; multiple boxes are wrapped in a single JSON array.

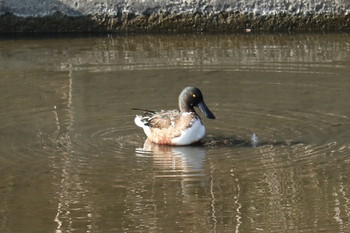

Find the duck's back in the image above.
[{"left": 135, "top": 110, "right": 205, "bottom": 145}]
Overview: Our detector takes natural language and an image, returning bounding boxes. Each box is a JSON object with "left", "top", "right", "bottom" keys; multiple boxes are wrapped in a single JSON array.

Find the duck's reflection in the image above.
[{"left": 136, "top": 139, "right": 208, "bottom": 199}]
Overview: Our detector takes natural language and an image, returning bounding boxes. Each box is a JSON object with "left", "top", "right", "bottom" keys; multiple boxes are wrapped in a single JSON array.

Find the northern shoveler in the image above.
[{"left": 134, "top": 86, "right": 215, "bottom": 146}]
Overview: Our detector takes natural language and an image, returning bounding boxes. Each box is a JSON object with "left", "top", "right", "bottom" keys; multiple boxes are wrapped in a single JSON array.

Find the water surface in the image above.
[{"left": 1, "top": 33, "right": 350, "bottom": 232}]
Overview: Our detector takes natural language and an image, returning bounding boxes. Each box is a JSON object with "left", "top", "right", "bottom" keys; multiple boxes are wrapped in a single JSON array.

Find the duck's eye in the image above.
[{"left": 192, "top": 94, "right": 196, "bottom": 98}]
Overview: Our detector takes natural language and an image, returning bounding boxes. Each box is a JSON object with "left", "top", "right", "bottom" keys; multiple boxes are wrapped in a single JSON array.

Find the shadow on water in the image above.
[
  {"left": 202, "top": 136, "right": 303, "bottom": 148},
  {"left": 134, "top": 135, "right": 304, "bottom": 172},
  {"left": 132, "top": 129, "right": 304, "bottom": 150}
]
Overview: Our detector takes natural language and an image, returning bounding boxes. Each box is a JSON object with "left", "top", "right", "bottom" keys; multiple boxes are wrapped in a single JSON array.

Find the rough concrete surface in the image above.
[{"left": 0, "top": 0, "right": 350, "bottom": 33}]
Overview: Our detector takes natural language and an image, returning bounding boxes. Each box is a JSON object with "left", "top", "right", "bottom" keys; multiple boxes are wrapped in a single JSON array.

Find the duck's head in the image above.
[{"left": 178, "top": 86, "right": 216, "bottom": 119}]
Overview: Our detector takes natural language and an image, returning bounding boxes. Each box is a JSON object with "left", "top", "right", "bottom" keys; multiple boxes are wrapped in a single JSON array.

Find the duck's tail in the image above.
[
  {"left": 131, "top": 108, "right": 156, "bottom": 113},
  {"left": 134, "top": 115, "right": 146, "bottom": 128}
]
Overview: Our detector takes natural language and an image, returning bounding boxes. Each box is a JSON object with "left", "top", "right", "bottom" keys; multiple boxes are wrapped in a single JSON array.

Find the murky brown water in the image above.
[{"left": 1, "top": 33, "right": 350, "bottom": 233}]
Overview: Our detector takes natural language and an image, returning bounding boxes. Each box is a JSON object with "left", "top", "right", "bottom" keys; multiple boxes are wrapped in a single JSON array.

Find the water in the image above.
[{"left": 0, "top": 33, "right": 350, "bottom": 233}]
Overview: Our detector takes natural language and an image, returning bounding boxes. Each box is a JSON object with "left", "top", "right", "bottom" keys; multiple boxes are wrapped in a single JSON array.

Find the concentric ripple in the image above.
[
  {"left": 42, "top": 121, "right": 140, "bottom": 157},
  {"left": 203, "top": 103, "right": 350, "bottom": 174}
]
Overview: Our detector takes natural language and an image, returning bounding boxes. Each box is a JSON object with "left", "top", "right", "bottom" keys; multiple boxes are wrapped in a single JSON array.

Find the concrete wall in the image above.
[{"left": 1, "top": 0, "right": 350, "bottom": 33}]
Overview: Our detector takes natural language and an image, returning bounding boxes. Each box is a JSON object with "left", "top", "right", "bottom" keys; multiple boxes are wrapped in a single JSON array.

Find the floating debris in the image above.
[{"left": 251, "top": 133, "right": 259, "bottom": 148}]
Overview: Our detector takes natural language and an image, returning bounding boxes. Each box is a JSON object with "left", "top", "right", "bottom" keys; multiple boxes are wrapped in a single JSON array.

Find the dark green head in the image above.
[{"left": 178, "top": 86, "right": 215, "bottom": 119}]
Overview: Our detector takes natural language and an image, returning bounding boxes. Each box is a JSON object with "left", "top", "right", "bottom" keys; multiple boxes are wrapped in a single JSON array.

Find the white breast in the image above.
[{"left": 171, "top": 119, "right": 206, "bottom": 145}]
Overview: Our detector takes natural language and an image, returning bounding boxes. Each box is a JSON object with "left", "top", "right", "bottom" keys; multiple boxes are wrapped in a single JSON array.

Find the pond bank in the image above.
[{"left": 1, "top": 0, "right": 350, "bottom": 33}]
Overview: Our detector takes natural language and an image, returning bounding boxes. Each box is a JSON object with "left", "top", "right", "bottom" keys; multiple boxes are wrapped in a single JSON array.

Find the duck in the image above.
[{"left": 134, "top": 86, "right": 215, "bottom": 146}]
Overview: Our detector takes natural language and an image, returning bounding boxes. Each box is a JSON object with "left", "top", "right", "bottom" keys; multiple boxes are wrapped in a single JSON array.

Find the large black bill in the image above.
[{"left": 197, "top": 101, "right": 216, "bottom": 119}]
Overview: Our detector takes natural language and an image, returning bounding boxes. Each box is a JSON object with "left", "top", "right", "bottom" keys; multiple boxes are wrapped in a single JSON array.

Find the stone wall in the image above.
[{"left": 1, "top": 0, "right": 349, "bottom": 33}]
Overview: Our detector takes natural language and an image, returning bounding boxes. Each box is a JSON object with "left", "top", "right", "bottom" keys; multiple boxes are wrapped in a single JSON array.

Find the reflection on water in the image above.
[
  {"left": 52, "top": 33, "right": 350, "bottom": 73},
  {"left": 137, "top": 139, "right": 206, "bottom": 173},
  {"left": 0, "top": 33, "right": 350, "bottom": 232},
  {"left": 136, "top": 139, "right": 208, "bottom": 199}
]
